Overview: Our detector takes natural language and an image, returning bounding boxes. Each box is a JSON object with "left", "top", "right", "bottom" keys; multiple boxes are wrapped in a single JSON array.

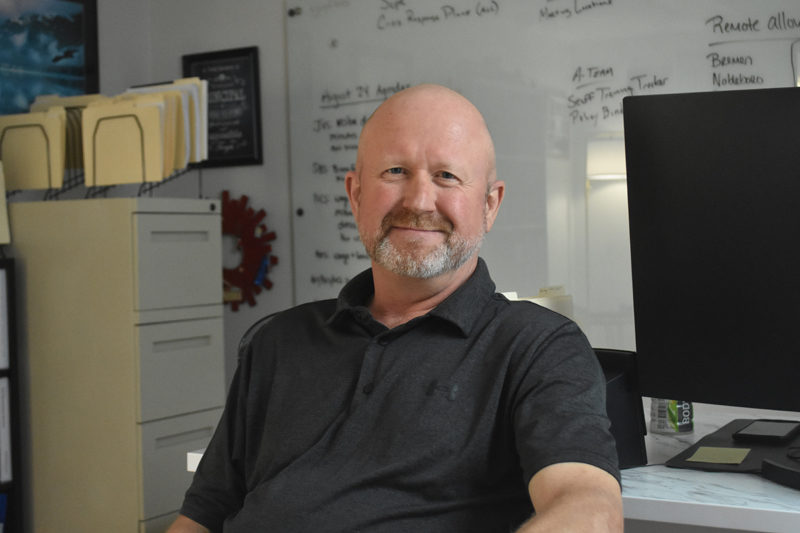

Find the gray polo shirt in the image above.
[{"left": 181, "top": 258, "right": 618, "bottom": 532}]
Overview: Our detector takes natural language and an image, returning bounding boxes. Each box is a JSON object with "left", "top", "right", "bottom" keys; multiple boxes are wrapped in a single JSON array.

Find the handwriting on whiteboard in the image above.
[
  {"left": 377, "top": 0, "right": 500, "bottom": 31},
  {"left": 320, "top": 82, "right": 410, "bottom": 109},
  {"left": 302, "top": 80, "right": 419, "bottom": 292},
  {"left": 706, "top": 12, "right": 800, "bottom": 89},
  {"left": 566, "top": 10, "right": 800, "bottom": 128},
  {"left": 567, "top": 67, "right": 669, "bottom": 128},
  {"left": 706, "top": 12, "right": 800, "bottom": 36},
  {"left": 538, "top": 0, "right": 613, "bottom": 21}
]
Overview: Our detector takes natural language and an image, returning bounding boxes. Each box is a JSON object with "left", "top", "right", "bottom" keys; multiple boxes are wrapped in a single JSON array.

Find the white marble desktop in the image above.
[
  {"left": 621, "top": 399, "right": 800, "bottom": 532},
  {"left": 187, "top": 449, "right": 203, "bottom": 473}
]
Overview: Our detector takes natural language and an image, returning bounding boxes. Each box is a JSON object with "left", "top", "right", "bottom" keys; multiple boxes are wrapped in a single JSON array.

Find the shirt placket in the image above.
[{"left": 353, "top": 331, "right": 392, "bottom": 402}]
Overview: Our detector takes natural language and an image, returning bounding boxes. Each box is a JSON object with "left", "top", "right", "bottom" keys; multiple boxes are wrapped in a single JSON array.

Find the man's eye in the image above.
[
  {"left": 386, "top": 167, "right": 405, "bottom": 175},
  {"left": 439, "top": 171, "right": 457, "bottom": 180}
]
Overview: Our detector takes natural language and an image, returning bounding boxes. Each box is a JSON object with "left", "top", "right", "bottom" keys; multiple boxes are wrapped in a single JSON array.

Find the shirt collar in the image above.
[{"left": 328, "top": 257, "right": 497, "bottom": 337}]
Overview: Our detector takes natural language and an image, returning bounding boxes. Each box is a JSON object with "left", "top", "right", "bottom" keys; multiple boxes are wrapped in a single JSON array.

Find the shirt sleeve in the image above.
[
  {"left": 178, "top": 345, "right": 253, "bottom": 531},
  {"left": 509, "top": 318, "right": 621, "bottom": 485}
]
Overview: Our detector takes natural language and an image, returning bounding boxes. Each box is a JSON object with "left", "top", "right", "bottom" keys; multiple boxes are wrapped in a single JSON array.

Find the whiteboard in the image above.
[{"left": 286, "top": 0, "right": 800, "bottom": 314}]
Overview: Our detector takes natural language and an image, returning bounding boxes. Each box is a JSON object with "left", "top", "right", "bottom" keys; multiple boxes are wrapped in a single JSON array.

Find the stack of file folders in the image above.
[{"left": 0, "top": 77, "right": 208, "bottom": 190}]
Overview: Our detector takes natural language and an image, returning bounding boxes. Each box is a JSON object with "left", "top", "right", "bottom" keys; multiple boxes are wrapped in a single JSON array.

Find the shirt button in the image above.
[
  {"left": 377, "top": 338, "right": 389, "bottom": 346},
  {"left": 362, "top": 383, "right": 374, "bottom": 394}
]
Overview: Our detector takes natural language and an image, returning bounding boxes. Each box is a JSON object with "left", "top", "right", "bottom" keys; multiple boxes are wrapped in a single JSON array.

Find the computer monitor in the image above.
[{"left": 623, "top": 87, "right": 800, "bottom": 412}]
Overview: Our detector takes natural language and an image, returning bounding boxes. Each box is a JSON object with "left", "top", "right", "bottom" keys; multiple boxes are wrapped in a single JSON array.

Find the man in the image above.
[{"left": 169, "top": 84, "right": 622, "bottom": 532}]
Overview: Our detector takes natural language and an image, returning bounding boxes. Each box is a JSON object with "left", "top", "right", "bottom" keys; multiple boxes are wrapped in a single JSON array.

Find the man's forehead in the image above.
[
  {"left": 356, "top": 85, "right": 495, "bottom": 171},
  {"left": 365, "top": 103, "right": 486, "bottom": 149}
]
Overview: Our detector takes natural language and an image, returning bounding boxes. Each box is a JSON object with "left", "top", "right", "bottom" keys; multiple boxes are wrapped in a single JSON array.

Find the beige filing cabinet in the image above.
[{"left": 8, "top": 198, "right": 226, "bottom": 532}]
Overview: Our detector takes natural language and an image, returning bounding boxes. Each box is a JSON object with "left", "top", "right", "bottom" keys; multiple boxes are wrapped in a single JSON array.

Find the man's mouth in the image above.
[{"left": 382, "top": 211, "right": 453, "bottom": 235}]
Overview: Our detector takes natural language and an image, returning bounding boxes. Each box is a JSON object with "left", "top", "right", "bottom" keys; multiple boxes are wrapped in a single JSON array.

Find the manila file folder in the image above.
[
  {"left": 30, "top": 94, "right": 111, "bottom": 172},
  {"left": 82, "top": 101, "right": 164, "bottom": 186},
  {"left": 173, "top": 77, "right": 208, "bottom": 161},
  {"left": 0, "top": 164, "right": 10, "bottom": 244},
  {"left": 131, "top": 79, "right": 205, "bottom": 163},
  {"left": 0, "top": 107, "right": 66, "bottom": 190},
  {"left": 115, "top": 92, "right": 181, "bottom": 177},
  {"left": 124, "top": 86, "right": 189, "bottom": 171}
]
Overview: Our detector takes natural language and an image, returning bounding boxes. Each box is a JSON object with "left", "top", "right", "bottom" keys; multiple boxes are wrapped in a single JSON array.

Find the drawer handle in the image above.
[
  {"left": 155, "top": 426, "right": 213, "bottom": 449},
  {"left": 152, "top": 335, "right": 212, "bottom": 353},
  {"left": 149, "top": 230, "right": 209, "bottom": 243}
]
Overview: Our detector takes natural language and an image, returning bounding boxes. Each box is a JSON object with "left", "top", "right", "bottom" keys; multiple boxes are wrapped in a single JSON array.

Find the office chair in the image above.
[{"left": 594, "top": 348, "right": 648, "bottom": 469}]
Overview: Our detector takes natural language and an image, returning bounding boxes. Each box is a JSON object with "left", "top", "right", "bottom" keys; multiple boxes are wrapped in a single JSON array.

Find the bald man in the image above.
[{"left": 169, "top": 84, "right": 621, "bottom": 533}]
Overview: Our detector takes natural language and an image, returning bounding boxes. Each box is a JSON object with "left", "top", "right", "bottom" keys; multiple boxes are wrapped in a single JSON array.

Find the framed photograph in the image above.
[
  {"left": 182, "top": 46, "right": 263, "bottom": 167},
  {"left": 0, "top": 0, "right": 99, "bottom": 115},
  {"left": 0, "top": 259, "right": 12, "bottom": 372}
]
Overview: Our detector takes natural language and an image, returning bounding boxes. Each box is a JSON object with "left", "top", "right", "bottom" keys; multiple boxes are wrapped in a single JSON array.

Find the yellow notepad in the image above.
[{"left": 687, "top": 446, "right": 751, "bottom": 465}]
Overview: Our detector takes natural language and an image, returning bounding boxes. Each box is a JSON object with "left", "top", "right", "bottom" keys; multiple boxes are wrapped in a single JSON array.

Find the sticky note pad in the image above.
[{"left": 687, "top": 446, "right": 750, "bottom": 465}]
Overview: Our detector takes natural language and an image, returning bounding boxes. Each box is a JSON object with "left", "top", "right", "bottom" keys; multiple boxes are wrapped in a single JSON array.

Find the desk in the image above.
[
  {"left": 186, "top": 402, "right": 800, "bottom": 531},
  {"left": 187, "top": 449, "right": 204, "bottom": 473},
  {"left": 621, "top": 401, "right": 800, "bottom": 533}
]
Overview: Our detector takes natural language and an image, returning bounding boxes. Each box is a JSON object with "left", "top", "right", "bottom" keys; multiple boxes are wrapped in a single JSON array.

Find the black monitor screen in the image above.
[{"left": 623, "top": 87, "right": 800, "bottom": 412}]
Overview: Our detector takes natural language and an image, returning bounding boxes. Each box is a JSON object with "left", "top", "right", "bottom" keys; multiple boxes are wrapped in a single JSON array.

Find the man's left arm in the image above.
[{"left": 517, "top": 462, "right": 622, "bottom": 533}]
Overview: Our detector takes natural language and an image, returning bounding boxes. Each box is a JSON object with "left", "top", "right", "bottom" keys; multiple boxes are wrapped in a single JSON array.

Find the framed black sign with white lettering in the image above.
[{"left": 182, "top": 46, "right": 263, "bottom": 167}]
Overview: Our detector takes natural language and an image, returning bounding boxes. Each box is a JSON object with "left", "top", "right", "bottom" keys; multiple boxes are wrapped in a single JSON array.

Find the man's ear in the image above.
[
  {"left": 345, "top": 170, "right": 361, "bottom": 218},
  {"left": 484, "top": 180, "right": 505, "bottom": 232}
]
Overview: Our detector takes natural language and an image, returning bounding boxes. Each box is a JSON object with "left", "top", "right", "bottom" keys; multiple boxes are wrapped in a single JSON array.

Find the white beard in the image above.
[{"left": 369, "top": 228, "right": 483, "bottom": 279}]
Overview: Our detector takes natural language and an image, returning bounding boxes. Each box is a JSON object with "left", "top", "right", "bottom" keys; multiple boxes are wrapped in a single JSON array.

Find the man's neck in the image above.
[{"left": 368, "top": 257, "right": 478, "bottom": 329}]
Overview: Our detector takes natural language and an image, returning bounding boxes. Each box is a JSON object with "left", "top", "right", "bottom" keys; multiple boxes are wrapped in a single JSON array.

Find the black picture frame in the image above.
[
  {"left": 0, "top": 258, "right": 21, "bottom": 532},
  {"left": 182, "top": 46, "right": 263, "bottom": 167},
  {"left": 0, "top": 0, "right": 99, "bottom": 116}
]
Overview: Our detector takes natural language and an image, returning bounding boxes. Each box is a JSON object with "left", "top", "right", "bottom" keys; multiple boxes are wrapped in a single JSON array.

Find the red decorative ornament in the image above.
[{"left": 221, "top": 191, "right": 278, "bottom": 311}]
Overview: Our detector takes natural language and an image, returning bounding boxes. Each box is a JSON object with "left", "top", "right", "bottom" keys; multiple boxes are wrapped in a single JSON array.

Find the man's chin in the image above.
[
  {"left": 387, "top": 230, "right": 446, "bottom": 249},
  {"left": 390, "top": 242, "right": 441, "bottom": 259}
]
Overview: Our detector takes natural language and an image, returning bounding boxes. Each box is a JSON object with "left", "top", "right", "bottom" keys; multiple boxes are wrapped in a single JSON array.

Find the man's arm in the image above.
[
  {"left": 517, "top": 462, "right": 623, "bottom": 533},
  {"left": 166, "top": 514, "right": 211, "bottom": 533}
]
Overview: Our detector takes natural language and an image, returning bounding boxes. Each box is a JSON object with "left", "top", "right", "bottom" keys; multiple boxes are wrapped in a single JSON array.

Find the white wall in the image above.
[
  {"left": 96, "top": 0, "right": 151, "bottom": 96},
  {"left": 98, "top": 0, "right": 295, "bottom": 383},
  {"left": 93, "top": 0, "right": 639, "bottom": 382}
]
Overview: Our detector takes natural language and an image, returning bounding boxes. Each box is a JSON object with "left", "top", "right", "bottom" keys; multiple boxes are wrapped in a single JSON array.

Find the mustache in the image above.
[{"left": 380, "top": 208, "right": 454, "bottom": 235}]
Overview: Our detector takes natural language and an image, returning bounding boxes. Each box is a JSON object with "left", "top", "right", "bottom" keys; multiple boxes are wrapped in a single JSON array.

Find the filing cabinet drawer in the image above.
[
  {"left": 137, "top": 317, "right": 225, "bottom": 422},
  {"left": 133, "top": 213, "right": 222, "bottom": 311},
  {"left": 140, "top": 408, "right": 222, "bottom": 520}
]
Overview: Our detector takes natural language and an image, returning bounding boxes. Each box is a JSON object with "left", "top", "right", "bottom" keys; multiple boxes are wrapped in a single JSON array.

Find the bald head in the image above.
[
  {"left": 344, "top": 83, "right": 506, "bottom": 282},
  {"left": 356, "top": 84, "right": 497, "bottom": 185}
]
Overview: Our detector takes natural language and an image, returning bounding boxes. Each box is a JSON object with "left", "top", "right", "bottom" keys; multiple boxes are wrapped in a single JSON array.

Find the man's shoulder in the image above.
[
  {"left": 493, "top": 297, "right": 575, "bottom": 331},
  {"left": 485, "top": 297, "right": 590, "bottom": 362},
  {"left": 281, "top": 298, "right": 339, "bottom": 319},
  {"left": 261, "top": 299, "right": 338, "bottom": 331},
  {"left": 241, "top": 299, "right": 338, "bottom": 352}
]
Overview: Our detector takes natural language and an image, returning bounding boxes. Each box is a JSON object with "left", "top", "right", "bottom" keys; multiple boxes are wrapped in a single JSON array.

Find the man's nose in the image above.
[{"left": 402, "top": 173, "right": 436, "bottom": 212}]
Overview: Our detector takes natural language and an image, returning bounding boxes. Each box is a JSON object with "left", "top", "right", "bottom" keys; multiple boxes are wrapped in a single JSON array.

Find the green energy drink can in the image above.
[{"left": 650, "top": 398, "right": 694, "bottom": 434}]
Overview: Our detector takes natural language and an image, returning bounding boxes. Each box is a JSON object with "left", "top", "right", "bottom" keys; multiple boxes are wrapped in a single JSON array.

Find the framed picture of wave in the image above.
[{"left": 0, "top": 0, "right": 99, "bottom": 115}]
